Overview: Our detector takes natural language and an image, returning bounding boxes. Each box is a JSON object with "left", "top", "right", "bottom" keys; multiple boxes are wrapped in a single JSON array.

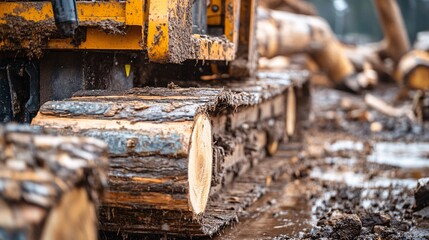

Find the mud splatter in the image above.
[{"left": 0, "top": 15, "right": 56, "bottom": 59}]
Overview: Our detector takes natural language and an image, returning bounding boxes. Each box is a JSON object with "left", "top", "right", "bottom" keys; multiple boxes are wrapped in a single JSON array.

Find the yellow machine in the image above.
[
  {"left": 0, "top": 0, "right": 257, "bottom": 121},
  {"left": 0, "top": 0, "right": 308, "bottom": 238},
  {"left": 0, "top": 0, "right": 253, "bottom": 61}
]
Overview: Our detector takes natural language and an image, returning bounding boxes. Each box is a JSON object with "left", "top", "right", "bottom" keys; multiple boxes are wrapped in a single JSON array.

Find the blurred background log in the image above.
[
  {"left": 259, "top": 0, "right": 317, "bottom": 15},
  {"left": 374, "top": 0, "right": 411, "bottom": 64},
  {"left": 257, "top": 7, "right": 363, "bottom": 89},
  {"left": 396, "top": 50, "right": 429, "bottom": 90},
  {"left": 257, "top": 0, "right": 415, "bottom": 92}
]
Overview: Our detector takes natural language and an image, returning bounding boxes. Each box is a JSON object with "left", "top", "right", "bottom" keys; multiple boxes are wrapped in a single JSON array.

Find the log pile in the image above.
[
  {"left": 0, "top": 124, "right": 108, "bottom": 240},
  {"left": 32, "top": 72, "right": 309, "bottom": 236},
  {"left": 256, "top": 7, "right": 362, "bottom": 91},
  {"left": 257, "top": 0, "right": 414, "bottom": 93}
]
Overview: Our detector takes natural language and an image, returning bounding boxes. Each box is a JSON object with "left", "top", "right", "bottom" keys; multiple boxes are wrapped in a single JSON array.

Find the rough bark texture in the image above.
[
  {"left": 0, "top": 124, "right": 108, "bottom": 240},
  {"left": 33, "top": 72, "right": 310, "bottom": 236},
  {"left": 100, "top": 152, "right": 293, "bottom": 237}
]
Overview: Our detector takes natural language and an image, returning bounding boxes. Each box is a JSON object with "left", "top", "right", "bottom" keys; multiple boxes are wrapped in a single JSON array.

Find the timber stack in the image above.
[
  {"left": 0, "top": 124, "right": 108, "bottom": 240},
  {"left": 32, "top": 72, "right": 310, "bottom": 236}
]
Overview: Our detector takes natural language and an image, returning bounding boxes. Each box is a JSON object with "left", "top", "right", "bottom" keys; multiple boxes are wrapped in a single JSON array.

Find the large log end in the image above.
[{"left": 188, "top": 114, "right": 213, "bottom": 215}]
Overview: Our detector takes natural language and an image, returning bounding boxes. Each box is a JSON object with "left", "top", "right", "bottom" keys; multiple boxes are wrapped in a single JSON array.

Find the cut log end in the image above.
[
  {"left": 287, "top": 87, "right": 297, "bottom": 136},
  {"left": 188, "top": 114, "right": 213, "bottom": 215},
  {"left": 41, "top": 188, "right": 97, "bottom": 240},
  {"left": 266, "top": 139, "right": 279, "bottom": 157}
]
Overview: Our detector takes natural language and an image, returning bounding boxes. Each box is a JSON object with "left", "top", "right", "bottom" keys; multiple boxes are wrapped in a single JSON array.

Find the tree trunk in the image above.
[
  {"left": 0, "top": 124, "right": 108, "bottom": 240},
  {"left": 374, "top": 0, "right": 410, "bottom": 64},
  {"left": 32, "top": 74, "right": 308, "bottom": 236},
  {"left": 34, "top": 106, "right": 214, "bottom": 215}
]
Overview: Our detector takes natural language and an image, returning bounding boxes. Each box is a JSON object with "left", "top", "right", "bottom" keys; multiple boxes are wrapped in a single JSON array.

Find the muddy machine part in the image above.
[
  {"left": 0, "top": 61, "right": 39, "bottom": 123},
  {"left": 192, "top": 0, "right": 208, "bottom": 34}
]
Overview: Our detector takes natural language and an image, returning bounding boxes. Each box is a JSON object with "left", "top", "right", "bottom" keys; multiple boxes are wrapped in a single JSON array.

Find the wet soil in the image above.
[{"left": 215, "top": 83, "right": 429, "bottom": 239}]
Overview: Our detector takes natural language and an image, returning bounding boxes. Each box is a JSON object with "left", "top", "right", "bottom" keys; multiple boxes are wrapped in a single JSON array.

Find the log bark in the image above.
[
  {"left": 33, "top": 110, "right": 214, "bottom": 215},
  {"left": 100, "top": 149, "right": 294, "bottom": 236},
  {"left": 0, "top": 124, "right": 108, "bottom": 240},
  {"left": 32, "top": 73, "right": 308, "bottom": 236}
]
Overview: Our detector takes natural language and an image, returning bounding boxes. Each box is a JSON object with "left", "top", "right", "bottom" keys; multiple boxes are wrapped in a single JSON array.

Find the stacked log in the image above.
[
  {"left": 32, "top": 73, "right": 308, "bottom": 236},
  {"left": 0, "top": 124, "right": 108, "bottom": 240},
  {"left": 33, "top": 91, "right": 216, "bottom": 216}
]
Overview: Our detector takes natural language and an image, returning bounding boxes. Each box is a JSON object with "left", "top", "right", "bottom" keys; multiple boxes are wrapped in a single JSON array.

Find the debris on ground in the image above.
[
  {"left": 415, "top": 178, "right": 429, "bottom": 209},
  {"left": 215, "top": 83, "right": 429, "bottom": 240}
]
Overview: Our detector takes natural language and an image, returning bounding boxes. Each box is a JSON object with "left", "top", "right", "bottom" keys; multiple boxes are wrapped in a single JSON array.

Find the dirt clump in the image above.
[
  {"left": 305, "top": 185, "right": 415, "bottom": 240},
  {"left": 329, "top": 211, "right": 362, "bottom": 239},
  {"left": 415, "top": 178, "right": 429, "bottom": 211},
  {"left": 359, "top": 212, "right": 391, "bottom": 229},
  {"left": 0, "top": 15, "right": 56, "bottom": 59}
]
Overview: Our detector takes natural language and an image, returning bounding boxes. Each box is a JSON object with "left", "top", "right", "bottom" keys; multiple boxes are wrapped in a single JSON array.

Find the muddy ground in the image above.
[{"left": 215, "top": 83, "right": 429, "bottom": 239}]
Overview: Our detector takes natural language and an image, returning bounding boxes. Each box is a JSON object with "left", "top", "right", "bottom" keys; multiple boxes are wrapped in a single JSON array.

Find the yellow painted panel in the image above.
[
  {"left": 0, "top": 1, "right": 147, "bottom": 50},
  {"left": 224, "top": 0, "right": 240, "bottom": 46},
  {"left": 0, "top": 2, "right": 126, "bottom": 24},
  {"left": 48, "top": 27, "right": 143, "bottom": 50},
  {"left": 125, "top": 0, "right": 144, "bottom": 26},
  {"left": 207, "top": 0, "right": 223, "bottom": 25},
  {"left": 147, "top": 0, "right": 169, "bottom": 62}
]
